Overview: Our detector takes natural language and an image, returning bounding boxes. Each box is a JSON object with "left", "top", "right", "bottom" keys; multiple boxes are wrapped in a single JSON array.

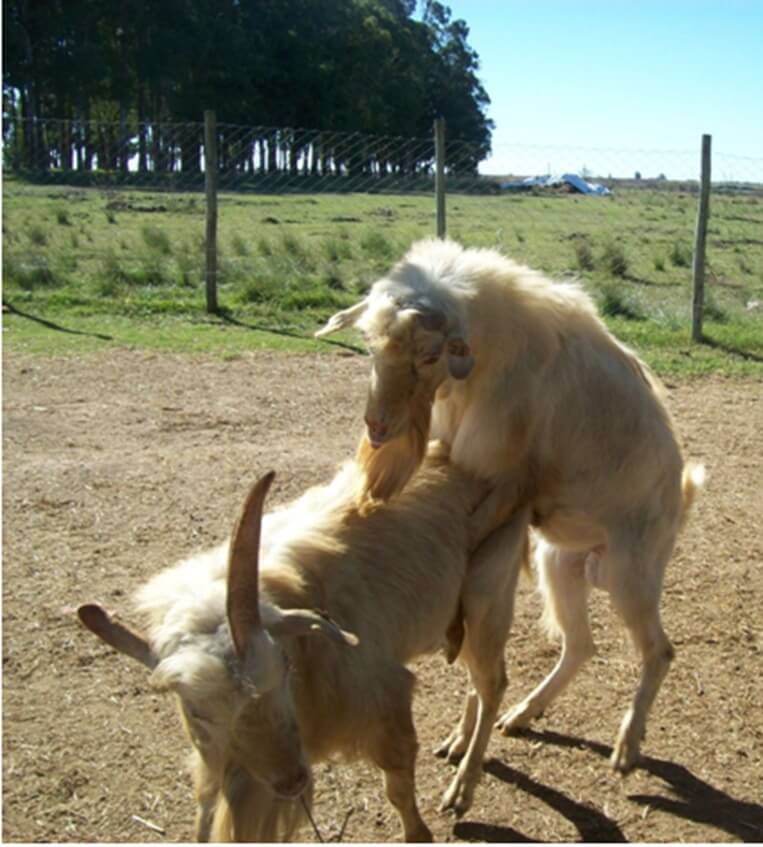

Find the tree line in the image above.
[{"left": 3, "top": 0, "right": 493, "bottom": 179}]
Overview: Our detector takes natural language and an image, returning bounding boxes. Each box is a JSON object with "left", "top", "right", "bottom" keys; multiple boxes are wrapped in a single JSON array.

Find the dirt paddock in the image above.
[{"left": 3, "top": 348, "right": 762, "bottom": 843}]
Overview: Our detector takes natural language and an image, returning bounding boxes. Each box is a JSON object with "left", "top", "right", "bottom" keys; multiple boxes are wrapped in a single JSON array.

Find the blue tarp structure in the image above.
[{"left": 501, "top": 173, "right": 611, "bottom": 195}]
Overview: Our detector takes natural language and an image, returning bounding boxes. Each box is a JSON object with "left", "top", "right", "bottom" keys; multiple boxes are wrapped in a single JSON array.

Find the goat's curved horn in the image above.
[
  {"left": 77, "top": 603, "right": 158, "bottom": 669},
  {"left": 227, "top": 471, "right": 275, "bottom": 659}
]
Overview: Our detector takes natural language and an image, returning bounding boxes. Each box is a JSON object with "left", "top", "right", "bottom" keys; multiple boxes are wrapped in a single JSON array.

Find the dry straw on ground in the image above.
[{"left": 3, "top": 349, "right": 762, "bottom": 842}]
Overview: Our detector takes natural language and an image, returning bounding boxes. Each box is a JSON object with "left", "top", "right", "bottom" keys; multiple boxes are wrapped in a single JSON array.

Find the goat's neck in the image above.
[{"left": 462, "top": 289, "right": 525, "bottom": 372}]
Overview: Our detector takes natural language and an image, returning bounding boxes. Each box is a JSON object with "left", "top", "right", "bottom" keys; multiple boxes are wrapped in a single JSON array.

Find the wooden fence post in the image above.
[
  {"left": 434, "top": 117, "right": 446, "bottom": 238},
  {"left": 691, "top": 134, "right": 711, "bottom": 342},
  {"left": 204, "top": 109, "right": 219, "bottom": 314}
]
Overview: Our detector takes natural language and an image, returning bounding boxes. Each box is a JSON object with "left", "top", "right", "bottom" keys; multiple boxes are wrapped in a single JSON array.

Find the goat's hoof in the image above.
[
  {"left": 439, "top": 778, "right": 475, "bottom": 818},
  {"left": 495, "top": 706, "right": 533, "bottom": 735},
  {"left": 611, "top": 724, "right": 645, "bottom": 774},
  {"left": 405, "top": 823, "right": 433, "bottom": 842},
  {"left": 610, "top": 740, "right": 640, "bottom": 774},
  {"left": 434, "top": 738, "right": 467, "bottom": 763},
  {"left": 433, "top": 739, "right": 451, "bottom": 758},
  {"left": 443, "top": 747, "right": 466, "bottom": 765}
]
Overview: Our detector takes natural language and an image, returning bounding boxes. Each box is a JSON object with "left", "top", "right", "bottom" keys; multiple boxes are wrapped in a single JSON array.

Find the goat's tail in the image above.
[
  {"left": 678, "top": 462, "right": 706, "bottom": 534},
  {"left": 211, "top": 767, "right": 314, "bottom": 843}
]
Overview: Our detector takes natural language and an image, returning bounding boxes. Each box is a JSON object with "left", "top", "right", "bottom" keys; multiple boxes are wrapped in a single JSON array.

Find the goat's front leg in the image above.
[
  {"left": 367, "top": 672, "right": 432, "bottom": 842},
  {"left": 437, "top": 498, "right": 526, "bottom": 761},
  {"left": 435, "top": 690, "right": 478, "bottom": 762},
  {"left": 468, "top": 472, "right": 527, "bottom": 552},
  {"left": 383, "top": 765, "right": 432, "bottom": 843},
  {"left": 441, "top": 510, "right": 528, "bottom": 816}
]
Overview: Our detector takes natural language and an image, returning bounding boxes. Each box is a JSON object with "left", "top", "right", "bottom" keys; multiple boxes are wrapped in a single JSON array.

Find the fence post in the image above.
[
  {"left": 204, "top": 109, "right": 219, "bottom": 315},
  {"left": 434, "top": 117, "right": 446, "bottom": 238},
  {"left": 691, "top": 134, "right": 711, "bottom": 342}
]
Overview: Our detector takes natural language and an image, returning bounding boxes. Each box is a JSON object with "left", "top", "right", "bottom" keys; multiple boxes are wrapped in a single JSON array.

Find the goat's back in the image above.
[
  {"left": 246, "top": 449, "right": 486, "bottom": 763},
  {"left": 399, "top": 242, "right": 686, "bottom": 532},
  {"left": 262, "top": 449, "right": 485, "bottom": 665}
]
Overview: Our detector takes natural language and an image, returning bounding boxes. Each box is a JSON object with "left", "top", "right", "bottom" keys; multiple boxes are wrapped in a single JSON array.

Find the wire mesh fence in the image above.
[
  {"left": 487, "top": 142, "right": 763, "bottom": 192},
  {"left": 3, "top": 116, "right": 490, "bottom": 194},
  {"left": 3, "top": 114, "right": 762, "bottom": 339},
  {"left": 4, "top": 116, "right": 763, "bottom": 194}
]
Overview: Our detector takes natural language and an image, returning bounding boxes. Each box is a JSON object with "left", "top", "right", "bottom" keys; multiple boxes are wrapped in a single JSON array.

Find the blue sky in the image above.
[{"left": 442, "top": 1, "right": 763, "bottom": 179}]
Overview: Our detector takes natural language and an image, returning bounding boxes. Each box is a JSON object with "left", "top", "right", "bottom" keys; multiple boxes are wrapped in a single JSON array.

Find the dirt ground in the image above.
[{"left": 3, "top": 348, "right": 762, "bottom": 843}]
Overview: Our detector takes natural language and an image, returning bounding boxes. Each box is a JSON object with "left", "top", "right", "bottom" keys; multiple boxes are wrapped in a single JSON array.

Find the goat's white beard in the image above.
[
  {"left": 211, "top": 768, "right": 314, "bottom": 842},
  {"left": 355, "top": 400, "right": 431, "bottom": 507}
]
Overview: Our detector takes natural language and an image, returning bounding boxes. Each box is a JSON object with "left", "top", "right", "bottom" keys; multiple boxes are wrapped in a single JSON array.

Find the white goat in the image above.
[
  {"left": 317, "top": 238, "right": 705, "bottom": 774},
  {"left": 78, "top": 445, "right": 529, "bottom": 842}
]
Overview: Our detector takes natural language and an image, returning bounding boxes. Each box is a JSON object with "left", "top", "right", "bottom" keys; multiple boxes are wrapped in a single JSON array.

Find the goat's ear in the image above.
[
  {"left": 77, "top": 603, "right": 158, "bottom": 669},
  {"left": 227, "top": 471, "right": 275, "bottom": 659},
  {"left": 446, "top": 338, "right": 474, "bottom": 380},
  {"left": 268, "top": 608, "right": 359, "bottom": 648},
  {"left": 315, "top": 298, "right": 369, "bottom": 337}
]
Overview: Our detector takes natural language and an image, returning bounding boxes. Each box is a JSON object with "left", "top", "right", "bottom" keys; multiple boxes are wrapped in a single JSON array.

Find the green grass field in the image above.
[{"left": 3, "top": 179, "right": 762, "bottom": 375}]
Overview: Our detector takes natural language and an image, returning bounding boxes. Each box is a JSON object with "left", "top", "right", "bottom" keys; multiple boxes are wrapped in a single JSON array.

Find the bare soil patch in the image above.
[{"left": 3, "top": 349, "right": 762, "bottom": 843}]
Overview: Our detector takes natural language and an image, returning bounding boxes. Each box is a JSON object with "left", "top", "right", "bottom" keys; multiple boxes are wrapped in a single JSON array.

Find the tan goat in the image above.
[
  {"left": 317, "top": 238, "right": 705, "bottom": 774},
  {"left": 78, "top": 445, "right": 529, "bottom": 841}
]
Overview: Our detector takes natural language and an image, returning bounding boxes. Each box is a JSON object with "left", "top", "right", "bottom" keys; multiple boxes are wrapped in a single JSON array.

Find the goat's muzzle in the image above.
[
  {"left": 272, "top": 766, "right": 310, "bottom": 800},
  {"left": 364, "top": 415, "right": 389, "bottom": 449}
]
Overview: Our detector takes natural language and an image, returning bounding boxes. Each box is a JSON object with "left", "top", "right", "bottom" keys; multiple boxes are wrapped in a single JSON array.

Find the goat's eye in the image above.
[
  {"left": 413, "top": 356, "right": 436, "bottom": 378},
  {"left": 418, "top": 353, "right": 440, "bottom": 370}
]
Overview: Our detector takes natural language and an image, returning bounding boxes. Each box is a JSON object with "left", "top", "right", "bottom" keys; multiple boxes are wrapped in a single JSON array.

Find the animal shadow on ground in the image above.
[
  {"left": 217, "top": 309, "right": 365, "bottom": 354},
  {"left": 3, "top": 300, "right": 114, "bottom": 340},
  {"left": 453, "top": 755, "right": 627, "bottom": 844},
  {"left": 623, "top": 273, "right": 682, "bottom": 288},
  {"left": 500, "top": 728, "right": 763, "bottom": 843},
  {"left": 699, "top": 333, "right": 763, "bottom": 364}
]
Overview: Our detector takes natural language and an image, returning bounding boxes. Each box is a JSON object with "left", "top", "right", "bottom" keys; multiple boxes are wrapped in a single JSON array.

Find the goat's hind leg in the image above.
[
  {"left": 497, "top": 541, "right": 595, "bottom": 734},
  {"left": 440, "top": 510, "right": 528, "bottom": 816},
  {"left": 606, "top": 539, "right": 675, "bottom": 774}
]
